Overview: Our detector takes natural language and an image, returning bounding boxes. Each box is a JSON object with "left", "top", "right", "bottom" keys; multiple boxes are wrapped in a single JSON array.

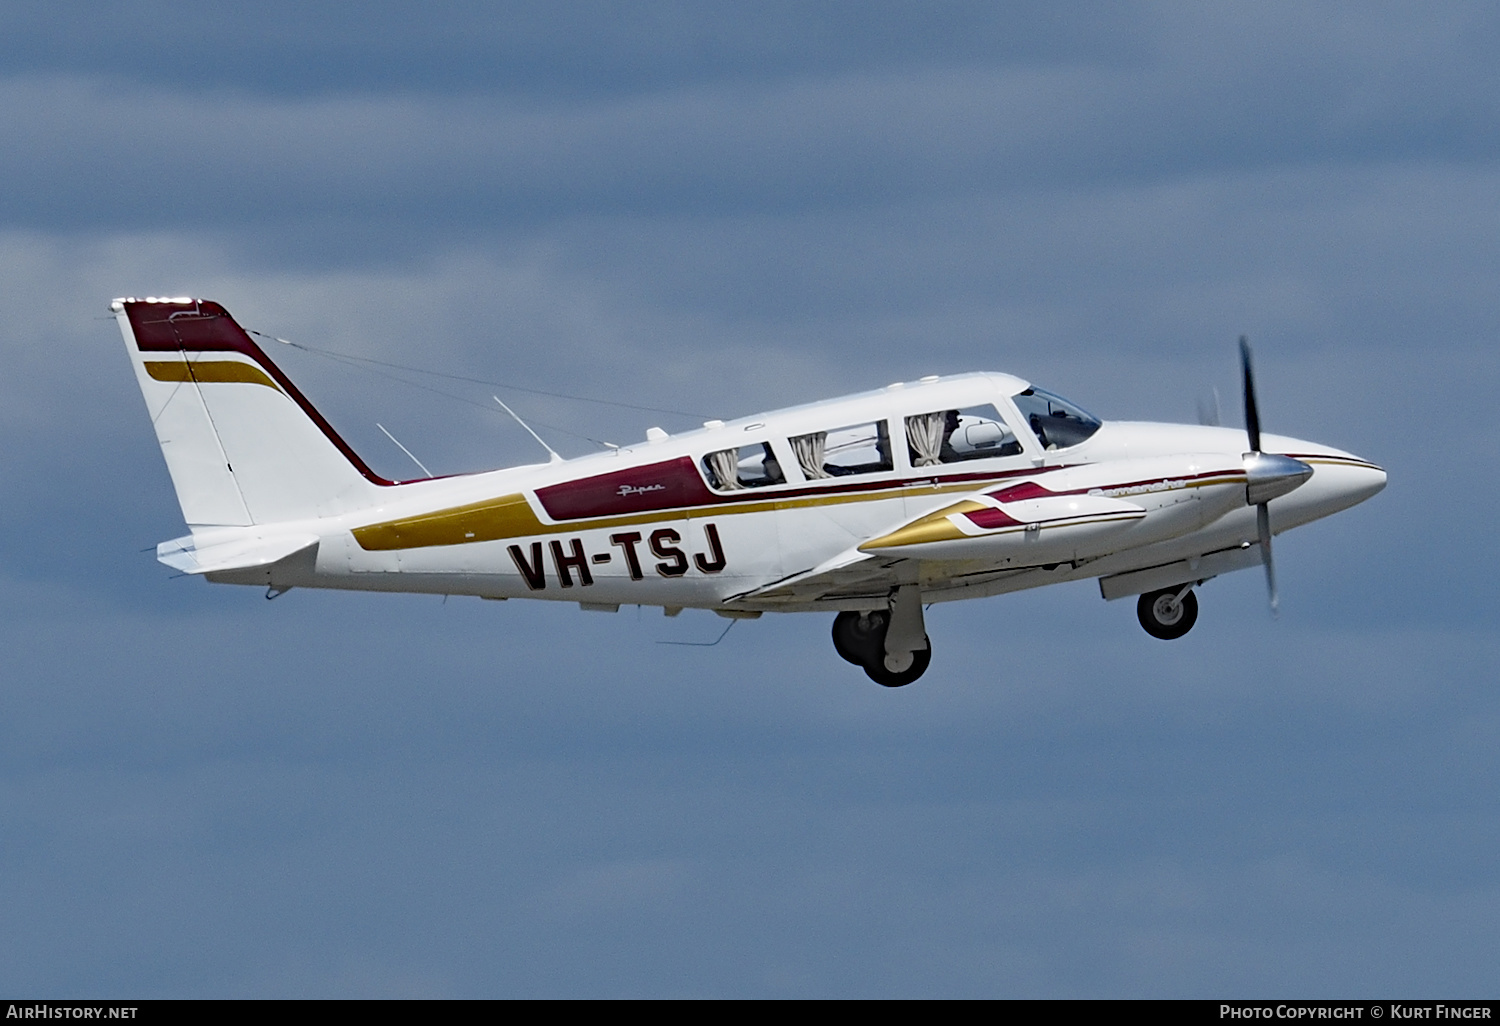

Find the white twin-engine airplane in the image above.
[{"left": 113, "top": 298, "right": 1385, "bottom": 686}]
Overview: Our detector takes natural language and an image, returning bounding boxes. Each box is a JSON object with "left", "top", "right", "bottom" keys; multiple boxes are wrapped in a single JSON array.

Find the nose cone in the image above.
[
  {"left": 1305, "top": 453, "right": 1387, "bottom": 517},
  {"left": 1346, "top": 460, "right": 1387, "bottom": 505}
]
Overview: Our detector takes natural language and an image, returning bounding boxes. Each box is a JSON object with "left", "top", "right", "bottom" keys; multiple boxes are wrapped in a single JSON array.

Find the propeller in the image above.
[
  {"left": 1196, "top": 386, "right": 1221, "bottom": 427},
  {"left": 1238, "top": 336, "right": 1312, "bottom": 615}
]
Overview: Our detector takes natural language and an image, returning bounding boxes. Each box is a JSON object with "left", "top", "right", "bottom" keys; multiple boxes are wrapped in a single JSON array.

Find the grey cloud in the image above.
[
  {"left": 3, "top": 9, "right": 1498, "bottom": 237},
  {"left": 0, "top": 1, "right": 1145, "bottom": 97}
]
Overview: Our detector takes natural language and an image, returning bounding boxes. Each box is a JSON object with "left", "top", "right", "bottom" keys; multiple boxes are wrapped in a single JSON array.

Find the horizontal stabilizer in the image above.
[{"left": 158, "top": 532, "right": 319, "bottom": 575}]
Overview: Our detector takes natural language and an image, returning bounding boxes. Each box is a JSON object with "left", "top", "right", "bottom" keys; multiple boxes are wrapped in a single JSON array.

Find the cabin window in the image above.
[
  {"left": 1012, "top": 388, "right": 1102, "bottom": 450},
  {"left": 702, "top": 442, "right": 786, "bottom": 490},
  {"left": 905, "top": 405, "right": 1024, "bottom": 466},
  {"left": 790, "top": 421, "right": 893, "bottom": 479}
]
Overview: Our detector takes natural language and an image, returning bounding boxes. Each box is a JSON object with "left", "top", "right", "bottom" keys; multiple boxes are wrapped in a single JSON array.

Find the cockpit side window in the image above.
[
  {"left": 702, "top": 442, "right": 786, "bottom": 491},
  {"left": 789, "top": 421, "right": 893, "bottom": 479},
  {"left": 1012, "top": 388, "right": 1102, "bottom": 450},
  {"left": 905, "top": 404, "right": 1024, "bottom": 466}
]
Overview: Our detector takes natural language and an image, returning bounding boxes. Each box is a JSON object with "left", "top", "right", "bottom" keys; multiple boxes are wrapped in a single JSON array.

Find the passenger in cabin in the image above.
[
  {"left": 752, "top": 441, "right": 786, "bottom": 486},
  {"left": 762, "top": 451, "right": 784, "bottom": 485},
  {"left": 938, "top": 409, "right": 962, "bottom": 461}
]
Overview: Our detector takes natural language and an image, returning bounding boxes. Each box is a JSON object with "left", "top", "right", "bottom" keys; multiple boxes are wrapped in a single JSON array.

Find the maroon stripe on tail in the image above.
[{"left": 125, "top": 300, "right": 396, "bottom": 487}]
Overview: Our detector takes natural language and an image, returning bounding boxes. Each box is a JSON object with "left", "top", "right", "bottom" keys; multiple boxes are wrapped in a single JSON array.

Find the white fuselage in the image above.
[
  {"left": 197, "top": 375, "right": 1385, "bottom": 613},
  {"left": 114, "top": 296, "right": 1384, "bottom": 685}
]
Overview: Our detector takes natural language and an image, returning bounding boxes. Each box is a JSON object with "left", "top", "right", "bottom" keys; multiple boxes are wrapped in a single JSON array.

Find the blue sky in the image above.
[{"left": 1, "top": 2, "right": 1496, "bottom": 997}]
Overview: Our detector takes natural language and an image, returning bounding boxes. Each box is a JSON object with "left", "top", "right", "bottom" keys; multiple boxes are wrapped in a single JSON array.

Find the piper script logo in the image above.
[{"left": 617, "top": 483, "right": 667, "bottom": 497}]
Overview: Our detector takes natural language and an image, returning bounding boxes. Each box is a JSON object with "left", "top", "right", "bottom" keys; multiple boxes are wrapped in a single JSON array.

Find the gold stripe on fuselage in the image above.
[
  {"left": 354, "top": 480, "right": 1000, "bottom": 551},
  {"left": 859, "top": 500, "right": 987, "bottom": 549},
  {"left": 352, "top": 470, "right": 1247, "bottom": 552}
]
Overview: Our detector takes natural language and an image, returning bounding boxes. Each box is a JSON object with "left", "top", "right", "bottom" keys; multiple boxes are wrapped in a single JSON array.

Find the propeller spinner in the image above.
[{"left": 1239, "top": 336, "right": 1313, "bottom": 614}]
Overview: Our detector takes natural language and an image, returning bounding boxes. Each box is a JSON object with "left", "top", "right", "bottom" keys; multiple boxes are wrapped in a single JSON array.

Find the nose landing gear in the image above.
[{"left": 1137, "top": 585, "right": 1199, "bottom": 640}]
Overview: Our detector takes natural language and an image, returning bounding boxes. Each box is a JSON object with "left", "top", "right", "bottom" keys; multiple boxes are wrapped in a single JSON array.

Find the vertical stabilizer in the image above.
[{"left": 114, "top": 298, "right": 392, "bottom": 527}]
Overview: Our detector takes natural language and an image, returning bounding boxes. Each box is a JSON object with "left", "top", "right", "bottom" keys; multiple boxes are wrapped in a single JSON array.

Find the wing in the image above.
[{"left": 729, "top": 484, "right": 1146, "bottom": 611}]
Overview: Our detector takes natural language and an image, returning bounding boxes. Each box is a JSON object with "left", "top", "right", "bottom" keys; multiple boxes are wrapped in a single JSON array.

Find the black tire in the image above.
[
  {"left": 862, "top": 642, "right": 932, "bottom": 687},
  {"left": 832, "top": 610, "right": 888, "bottom": 666},
  {"left": 1137, "top": 588, "right": 1199, "bottom": 640}
]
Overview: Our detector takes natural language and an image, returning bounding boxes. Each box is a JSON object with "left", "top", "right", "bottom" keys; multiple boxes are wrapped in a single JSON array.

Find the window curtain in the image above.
[
  {"left": 791, "top": 432, "right": 831, "bottom": 479},
  {"left": 707, "top": 448, "right": 744, "bottom": 489},
  {"left": 906, "top": 412, "right": 945, "bottom": 467}
]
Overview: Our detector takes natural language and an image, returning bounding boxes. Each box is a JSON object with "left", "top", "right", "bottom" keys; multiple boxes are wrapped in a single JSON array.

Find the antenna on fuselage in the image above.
[
  {"left": 376, "top": 423, "right": 434, "bottom": 478},
  {"left": 493, "top": 396, "right": 563, "bottom": 464}
]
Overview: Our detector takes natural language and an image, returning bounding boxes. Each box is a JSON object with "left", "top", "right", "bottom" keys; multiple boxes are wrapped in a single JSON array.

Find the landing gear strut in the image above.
[
  {"left": 831, "top": 586, "right": 931, "bottom": 686},
  {"left": 1136, "top": 586, "right": 1199, "bottom": 640}
]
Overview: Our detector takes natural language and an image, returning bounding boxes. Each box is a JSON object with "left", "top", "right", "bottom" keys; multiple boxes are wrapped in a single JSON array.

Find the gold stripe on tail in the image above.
[{"left": 144, "top": 359, "right": 280, "bottom": 391}]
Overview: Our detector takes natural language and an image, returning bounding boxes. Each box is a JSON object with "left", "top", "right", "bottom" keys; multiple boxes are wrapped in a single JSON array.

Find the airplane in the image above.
[{"left": 111, "top": 297, "right": 1386, "bottom": 687}]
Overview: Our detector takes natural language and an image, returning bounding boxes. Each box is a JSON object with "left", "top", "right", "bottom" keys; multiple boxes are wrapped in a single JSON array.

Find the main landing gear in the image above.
[
  {"left": 831, "top": 585, "right": 931, "bottom": 687},
  {"left": 1136, "top": 585, "right": 1199, "bottom": 640}
]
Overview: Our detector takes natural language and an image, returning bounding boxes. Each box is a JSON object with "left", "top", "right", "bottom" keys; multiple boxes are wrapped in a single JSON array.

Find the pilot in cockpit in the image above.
[{"left": 937, "top": 409, "right": 962, "bottom": 462}]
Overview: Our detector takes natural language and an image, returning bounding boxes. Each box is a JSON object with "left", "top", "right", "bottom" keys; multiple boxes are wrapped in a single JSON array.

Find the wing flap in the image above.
[{"left": 733, "top": 546, "right": 907, "bottom": 608}]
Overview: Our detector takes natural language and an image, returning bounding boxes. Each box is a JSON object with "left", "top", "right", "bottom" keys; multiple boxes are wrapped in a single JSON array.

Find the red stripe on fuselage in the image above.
[
  {"left": 964, "top": 507, "right": 1024, "bottom": 529},
  {"left": 535, "top": 459, "right": 1246, "bottom": 524},
  {"left": 536, "top": 456, "right": 719, "bottom": 519},
  {"left": 534, "top": 459, "right": 1086, "bottom": 521},
  {"left": 987, "top": 480, "right": 1055, "bottom": 502}
]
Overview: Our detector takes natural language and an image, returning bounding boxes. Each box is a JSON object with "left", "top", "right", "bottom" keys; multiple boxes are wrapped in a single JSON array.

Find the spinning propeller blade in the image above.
[
  {"left": 1241, "top": 335, "right": 1261, "bottom": 454},
  {"left": 1257, "top": 502, "right": 1278, "bottom": 615},
  {"left": 1239, "top": 335, "right": 1309, "bottom": 617},
  {"left": 1196, "top": 387, "right": 1221, "bottom": 427}
]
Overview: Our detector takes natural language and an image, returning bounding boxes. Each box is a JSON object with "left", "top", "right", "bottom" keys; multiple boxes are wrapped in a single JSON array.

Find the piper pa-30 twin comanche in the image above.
[{"left": 113, "top": 298, "right": 1385, "bottom": 687}]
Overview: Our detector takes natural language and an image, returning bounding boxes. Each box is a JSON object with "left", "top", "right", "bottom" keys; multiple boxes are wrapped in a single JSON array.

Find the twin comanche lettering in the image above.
[{"left": 507, "top": 523, "right": 727, "bottom": 591}]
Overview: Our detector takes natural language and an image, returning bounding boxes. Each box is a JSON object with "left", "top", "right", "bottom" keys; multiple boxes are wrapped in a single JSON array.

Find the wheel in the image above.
[
  {"left": 862, "top": 642, "right": 931, "bottom": 687},
  {"left": 832, "top": 610, "right": 888, "bottom": 666},
  {"left": 1137, "top": 587, "right": 1199, "bottom": 640}
]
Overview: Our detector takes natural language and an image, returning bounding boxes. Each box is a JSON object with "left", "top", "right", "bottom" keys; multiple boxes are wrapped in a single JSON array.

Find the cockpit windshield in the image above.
[{"left": 1012, "top": 387, "right": 1102, "bottom": 450}]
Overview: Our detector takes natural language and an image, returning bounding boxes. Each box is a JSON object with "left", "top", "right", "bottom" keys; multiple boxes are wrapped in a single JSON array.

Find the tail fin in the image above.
[{"left": 113, "top": 297, "right": 393, "bottom": 527}]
